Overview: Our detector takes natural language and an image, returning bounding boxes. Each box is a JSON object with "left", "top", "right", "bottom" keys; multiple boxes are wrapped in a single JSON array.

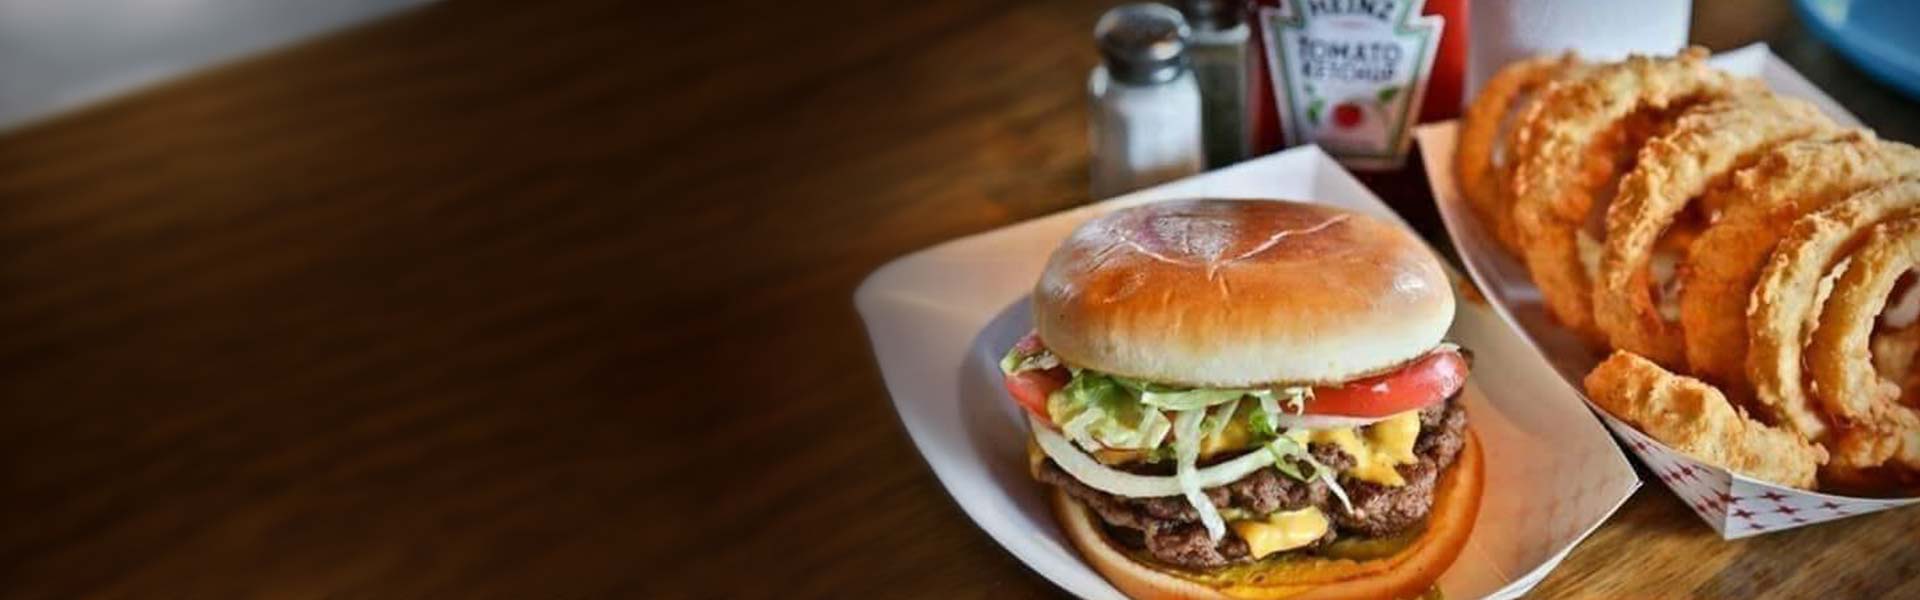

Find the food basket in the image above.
[{"left": 1415, "top": 43, "right": 1920, "bottom": 538}]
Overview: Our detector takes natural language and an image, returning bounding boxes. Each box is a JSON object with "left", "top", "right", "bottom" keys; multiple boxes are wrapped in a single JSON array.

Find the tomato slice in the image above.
[
  {"left": 1004, "top": 368, "right": 1068, "bottom": 420},
  {"left": 1306, "top": 350, "right": 1468, "bottom": 418},
  {"left": 1001, "top": 328, "right": 1464, "bottom": 423}
]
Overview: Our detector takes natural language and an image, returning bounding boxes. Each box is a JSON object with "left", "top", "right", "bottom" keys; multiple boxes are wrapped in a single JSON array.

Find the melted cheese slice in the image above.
[
  {"left": 1198, "top": 410, "right": 1253, "bottom": 456},
  {"left": 1287, "top": 409, "right": 1422, "bottom": 486},
  {"left": 1230, "top": 507, "right": 1330, "bottom": 559},
  {"left": 1093, "top": 405, "right": 1253, "bottom": 465},
  {"left": 1084, "top": 406, "right": 1423, "bottom": 486}
]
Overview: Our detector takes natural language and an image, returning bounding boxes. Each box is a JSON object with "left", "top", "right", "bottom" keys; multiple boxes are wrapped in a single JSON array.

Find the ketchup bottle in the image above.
[{"left": 1245, "top": 0, "right": 1467, "bottom": 171}]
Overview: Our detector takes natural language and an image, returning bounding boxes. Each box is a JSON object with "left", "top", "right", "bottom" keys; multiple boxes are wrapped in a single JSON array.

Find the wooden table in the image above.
[{"left": 2, "top": 1, "right": 1915, "bottom": 597}]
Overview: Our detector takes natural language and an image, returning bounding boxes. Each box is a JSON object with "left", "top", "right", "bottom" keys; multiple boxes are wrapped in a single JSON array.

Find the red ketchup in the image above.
[{"left": 1246, "top": 0, "right": 1467, "bottom": 172}]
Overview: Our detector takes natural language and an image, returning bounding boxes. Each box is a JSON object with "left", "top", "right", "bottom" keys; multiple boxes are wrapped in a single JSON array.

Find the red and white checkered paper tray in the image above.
[
  {"left": 1598, "top": 410, "right": 1918, "bottom": 538},
  {"left": 1416, "top": 43, "right": 1920, "bottom": 538}
]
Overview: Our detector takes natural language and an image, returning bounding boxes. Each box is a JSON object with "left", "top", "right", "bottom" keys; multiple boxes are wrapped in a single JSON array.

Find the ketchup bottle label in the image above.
[{"left": 1256, "top": 0, "right": 1443, "bottom": 170}]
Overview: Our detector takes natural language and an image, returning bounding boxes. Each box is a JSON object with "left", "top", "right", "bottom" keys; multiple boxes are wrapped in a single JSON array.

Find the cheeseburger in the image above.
[{"left": 1002, "top": 199, "right": 1481, "bottom": 599}]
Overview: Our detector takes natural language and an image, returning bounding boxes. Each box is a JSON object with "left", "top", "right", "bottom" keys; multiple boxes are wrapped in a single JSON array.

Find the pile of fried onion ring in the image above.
[{"left": 1459, "top": 47, "right": 1920, "bottom": 493}]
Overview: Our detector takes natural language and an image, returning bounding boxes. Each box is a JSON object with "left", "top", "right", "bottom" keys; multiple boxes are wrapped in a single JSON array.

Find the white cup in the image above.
[{"left": 1466, "top": 0, "right": 1693, "bottom": 100}]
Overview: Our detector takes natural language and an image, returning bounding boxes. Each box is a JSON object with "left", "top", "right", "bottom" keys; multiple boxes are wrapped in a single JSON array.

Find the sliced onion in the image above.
[
  {"left": 1029, "top": 415, "right": 1275, "bottom": 498},
  {"left": 1061, "top": 408, "right": 1103, "bottom": 450}
]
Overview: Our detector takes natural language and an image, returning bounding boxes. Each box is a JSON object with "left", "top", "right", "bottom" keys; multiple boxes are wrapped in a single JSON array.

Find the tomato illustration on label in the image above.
[{"left": 1332, "top": 102, "right": 1363, "bottom": 128}]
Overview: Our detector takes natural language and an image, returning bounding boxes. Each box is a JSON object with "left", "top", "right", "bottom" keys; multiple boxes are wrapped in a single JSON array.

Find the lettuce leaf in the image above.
[
  {"left": 1248, "top": 403, "right": 1279, "bottom": 439},
  {"left": 1110, "top": 375, "right": 1269, "bottom": 411},
  {"left": 1263, "top": 435, "right": 1311, "bottom": 481},
  {"left": 1002, "top": 341, "right": 1308, "bottom": 458},
  {"left": 1049, "top": 372, "right": 1172, "bottom": 451},
  {"left": 1172, "top": 409, "right": 1229, "bottom": 541},
  {"left": 1140, "top": 387, "right": 1253, "bottom": 411},
  {"left": 1264, "top": 433, "right": 1354, "bottom": 512}
]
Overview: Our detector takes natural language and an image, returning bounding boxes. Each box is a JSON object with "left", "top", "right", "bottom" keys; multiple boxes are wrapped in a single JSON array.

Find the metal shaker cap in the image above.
[
  {"left": 1179, "top": 0, "right": 1244, "bottom": 30},
  {"left": 1095, "top": 3, "right": 1191, "bottom": 85}
]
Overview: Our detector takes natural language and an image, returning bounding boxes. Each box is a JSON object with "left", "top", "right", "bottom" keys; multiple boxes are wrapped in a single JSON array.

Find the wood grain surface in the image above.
[{"left": 0, "top": 0, "right": 1915, "bottom": 598}]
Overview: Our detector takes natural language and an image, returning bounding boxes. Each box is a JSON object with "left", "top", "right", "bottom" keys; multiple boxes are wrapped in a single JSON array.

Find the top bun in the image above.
[{"left": 1033, "top": 199, "right": 1454, "bottom": 386}]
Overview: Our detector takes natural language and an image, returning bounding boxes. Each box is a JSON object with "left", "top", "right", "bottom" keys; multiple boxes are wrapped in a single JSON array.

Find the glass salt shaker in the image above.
[{"left": 1089, "top": 3, "right": 1204, "bottom": 199}]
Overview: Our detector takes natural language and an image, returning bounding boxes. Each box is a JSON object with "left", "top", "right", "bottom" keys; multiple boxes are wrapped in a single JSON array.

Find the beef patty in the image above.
[{"left": 1036, "top": 399, "right": 1468, "bottom": 569}]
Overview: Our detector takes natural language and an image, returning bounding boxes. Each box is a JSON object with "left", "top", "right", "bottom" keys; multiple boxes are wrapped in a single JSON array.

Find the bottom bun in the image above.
[{"left": 1051, "top": 428, "right": 1482, "bottom": 600}]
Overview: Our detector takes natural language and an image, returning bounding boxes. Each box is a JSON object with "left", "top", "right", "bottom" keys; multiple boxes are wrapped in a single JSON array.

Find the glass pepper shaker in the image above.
[{"left": 1181, "top": 0, "right": 1251, "bottom": 169}]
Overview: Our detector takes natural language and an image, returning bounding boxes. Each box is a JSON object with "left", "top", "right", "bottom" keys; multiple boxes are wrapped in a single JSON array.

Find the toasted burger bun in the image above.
[
  {"left": 1034, "top": 199, "right": 1454, "bottom": 387},
  {"left": 1050, "top": 429, "right": 1482, "bottom": 600}
]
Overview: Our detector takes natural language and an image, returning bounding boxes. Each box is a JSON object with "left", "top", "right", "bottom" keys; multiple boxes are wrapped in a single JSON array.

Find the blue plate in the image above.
[{"left": 1794, "top": 0, "right": 1920, "bottom": 101}]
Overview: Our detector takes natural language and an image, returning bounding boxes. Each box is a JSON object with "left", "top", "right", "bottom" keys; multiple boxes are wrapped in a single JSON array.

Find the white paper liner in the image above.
[
  {"left": 857, "top": 146, "right": 1639, "bottom": 599},
  {"left": 1417, "top": 43, "right": 1920, "bottom": 539}
]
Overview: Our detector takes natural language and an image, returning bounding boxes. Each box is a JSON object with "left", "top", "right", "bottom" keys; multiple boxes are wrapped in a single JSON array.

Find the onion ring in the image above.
[
  {"left": 1679, "top": 133, "right": 1920, "bottom": 390},
  {"left": 1510, "top": 48, "right": 1746, "bottom": 343},
  {"left": 1749, "top": 179, "right": 1920, "bottom": 442},
  {"left": 1807, "top": 216, "right": 1920, "bottom": 472},
  {"left": 1584, "top": 351, "right": 1824, "bottom": 489},
  {"left": 1873, "top": 274, "right": 1920, "bottom": 398},
  {"left": 1595, "top": 94, "right": 1833, "bottom": 367},
  {"left": 1872, "top": 322, "right": 1920, "bottom": 393},
  {"left": 1457, "top": 53, "right": 1580, "bottom": 252}
]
